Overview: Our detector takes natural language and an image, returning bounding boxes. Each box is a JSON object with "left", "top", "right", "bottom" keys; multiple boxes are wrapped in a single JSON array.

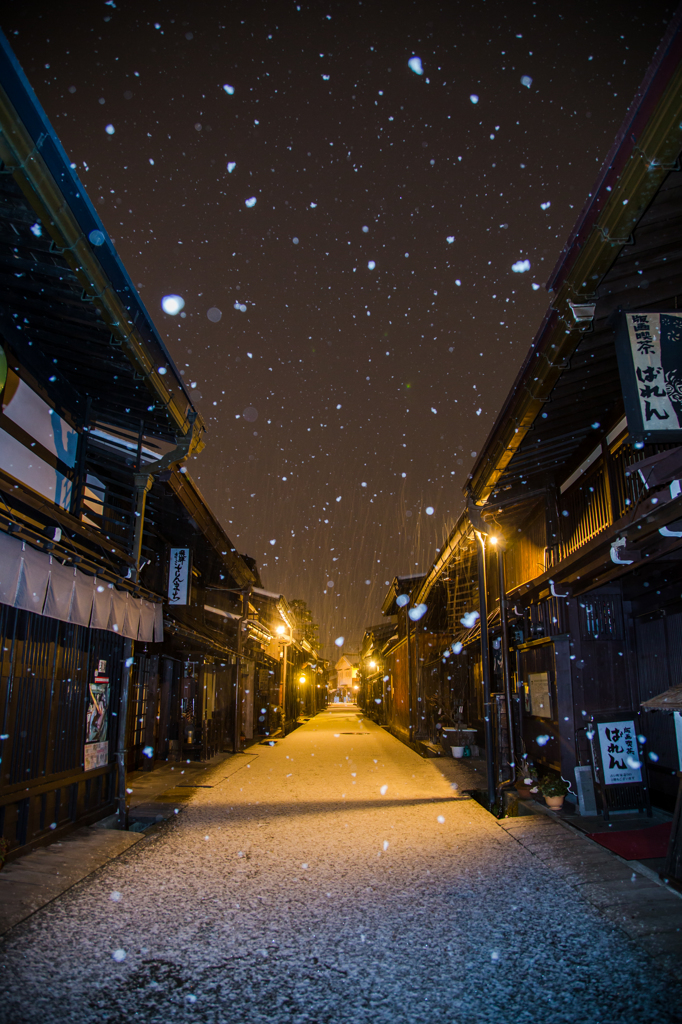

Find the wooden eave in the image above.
[
  {"left": 166, "top": 469, "right": 257, "bottom": 589},
  {"left": 467, "top": 22, "right": 682, "bottom": 507},
  {"left": 0, "top": 69, "right": 205, "bottom": 454}
]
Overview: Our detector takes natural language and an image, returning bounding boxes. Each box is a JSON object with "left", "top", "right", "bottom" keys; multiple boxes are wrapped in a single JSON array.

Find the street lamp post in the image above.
[{"left": 475, "top": 530, "right": 496, "bottom": 811}]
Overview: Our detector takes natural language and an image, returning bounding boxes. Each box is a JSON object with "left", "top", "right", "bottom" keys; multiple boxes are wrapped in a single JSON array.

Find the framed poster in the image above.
[
  {"left": 615, "top": 311, "right": 682, "bottom": 443},
  {"left": 84, "top": 675, "right": 109, "bottom": 771},
  {"left": 597, "top": 720, "right": 642, "bottom": 785},
  {"left": 168, "top": 547, "right": 191, "bottom": 605},
  {"left": 528, "top": 671, "right": 552, "bottom": 719}
]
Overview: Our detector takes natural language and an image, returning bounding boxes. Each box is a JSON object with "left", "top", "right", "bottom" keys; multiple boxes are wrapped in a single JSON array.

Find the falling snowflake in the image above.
[
  {"left": 161, "top": 295, "right": 184, "bottom": 315},
  {"left": 512, "top": 259, "right": 531, "bottom": 273}
]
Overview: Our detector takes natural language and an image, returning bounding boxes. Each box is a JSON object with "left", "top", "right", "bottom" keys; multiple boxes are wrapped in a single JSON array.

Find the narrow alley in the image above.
[{"left": 1, "top": 707, "right": 680, "bottom": 1024}]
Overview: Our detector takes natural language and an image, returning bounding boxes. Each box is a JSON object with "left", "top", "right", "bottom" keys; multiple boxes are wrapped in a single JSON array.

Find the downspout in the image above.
[
  {"left": 233, "top": 586, "right": 251, "bottom": 754},
  {"left": 406, "top": 609, "right": 414, "bottom": 744},
  {"left": 116, "top": 413, "right": 198, "bottom": 830},
  {"left": 496, "top": 543, "right": 517, "bottom": 806},
  {"left": 475, "top": 530, "right": 496, "bottom": 810}
]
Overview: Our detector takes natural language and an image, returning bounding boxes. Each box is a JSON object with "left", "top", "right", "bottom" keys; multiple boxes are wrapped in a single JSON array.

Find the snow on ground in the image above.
[{"left": 1, "top": 709, "right": 680, "bottom": 1023}]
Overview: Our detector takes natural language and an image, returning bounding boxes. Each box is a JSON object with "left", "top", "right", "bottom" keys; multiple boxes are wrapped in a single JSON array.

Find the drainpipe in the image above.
[
  {"left": 496, "top": 543, "right": 517, "bottom": 806},
  {"left": 116, "top": 414, "right": 198, "bottom": 830},
  {"left": 233, "top": 587, "right": 251, "bottom": 754},
  {"left": 406, "top": 609, "right": 414, "bottom": 744},
  {"left": 475, "top": 530, "right": 496, "bottom": 811}
]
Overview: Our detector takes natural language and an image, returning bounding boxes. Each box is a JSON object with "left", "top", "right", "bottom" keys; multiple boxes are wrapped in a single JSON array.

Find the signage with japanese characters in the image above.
[
  {"left": 168, "top": 547, "right": 191, "bottom": 605},
  {"left": 84, "top": 675, "right": 109, "bottom": 772},
  {"left": 616, "top": 312, "right": 682, "bottom": 442},
  {"left": 597, "top": 720, "right": 642, "bottom": 785}
]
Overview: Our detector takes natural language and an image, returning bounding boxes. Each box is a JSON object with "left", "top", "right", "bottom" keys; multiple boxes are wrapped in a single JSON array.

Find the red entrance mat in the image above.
[{"left": 588, "top": 821, "right": 671, "bottom": 860}]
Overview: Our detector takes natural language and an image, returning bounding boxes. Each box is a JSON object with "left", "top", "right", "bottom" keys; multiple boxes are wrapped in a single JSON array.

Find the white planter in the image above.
[{"left": 451, "top": 745, "right": 465, "bottom": 758}]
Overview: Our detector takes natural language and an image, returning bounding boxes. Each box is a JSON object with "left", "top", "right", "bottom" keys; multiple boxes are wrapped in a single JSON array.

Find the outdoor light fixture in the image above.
[
  {"left": 275, "top": 624, "right": 285, "bottom": 635},
  {"left": 299, "top": 675, "right": 306, "bottom": 683},
  {"left": 370, "top": 660, "right": 377, "bottom": 669}
]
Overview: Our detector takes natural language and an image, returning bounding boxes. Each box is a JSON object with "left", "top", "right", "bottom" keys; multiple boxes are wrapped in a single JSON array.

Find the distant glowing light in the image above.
[{"left": 161, "top": 294, "right": 184, "bottom": 315}]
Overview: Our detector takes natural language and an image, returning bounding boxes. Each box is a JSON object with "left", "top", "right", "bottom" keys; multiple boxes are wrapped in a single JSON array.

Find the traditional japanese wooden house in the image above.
[
  {"left": 0, "top": 31, "right": 274, "bottom": 857},
  {"left": 375, "top": 11, "right": 682, "bottom": 815}
]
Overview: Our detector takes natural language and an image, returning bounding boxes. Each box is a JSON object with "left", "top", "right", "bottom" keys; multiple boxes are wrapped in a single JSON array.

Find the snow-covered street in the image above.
[{"left": 1, "top": 707, "right": 680, "bottom": 1024}]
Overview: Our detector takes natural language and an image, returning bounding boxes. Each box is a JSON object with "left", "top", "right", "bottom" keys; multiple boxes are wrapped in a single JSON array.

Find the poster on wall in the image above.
[
  {"left": 168, "top": 547, "right": 191, "bottom": 605},
  {"left": 84, "top": 675, "right": 109, "bottom": 771},
  {"left": 597, "top": 720, "right": 642, "bottom": 785},
  {"left": 527, "top": 672, "right": 552, "bottom": 719},
  {"left": 615, "top": 312, "right": 682, "bottom": 443}
]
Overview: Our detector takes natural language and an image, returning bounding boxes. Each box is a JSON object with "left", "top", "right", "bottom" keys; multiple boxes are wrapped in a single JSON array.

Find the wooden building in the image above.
[
  {"left": 370, "top": 12, "right": 682, "bottom": 814},
  {"left": 0, "top": 32, "right": 298, "bottom": 859}
]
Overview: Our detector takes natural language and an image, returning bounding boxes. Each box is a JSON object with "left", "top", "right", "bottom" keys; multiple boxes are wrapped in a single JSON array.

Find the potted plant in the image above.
[
  {"left": 539, "top": 772, "right": 570, "bottom": 810},
  {"left": 515, "top": 761, "right": 538, "bottom": 797}
]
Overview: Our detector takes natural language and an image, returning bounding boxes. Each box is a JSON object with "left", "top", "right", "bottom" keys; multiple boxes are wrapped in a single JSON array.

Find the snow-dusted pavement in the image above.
[{"left": 1, "top": 707, "right": 680, "bottom": 1024}]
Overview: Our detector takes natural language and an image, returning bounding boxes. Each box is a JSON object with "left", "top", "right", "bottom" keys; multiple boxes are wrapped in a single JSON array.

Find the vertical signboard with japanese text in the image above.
[
  {"left": 616, "top": 312, "right": 682, "bottom": 443},
  {"left": 168, "top": 547, "right": 191, "bottom": 606},
  {"left": 597, "top": 720, "right": 642, "bottom": 785},
  {"left": 84, "top": 670, "right": 109, "bottom": 771}
]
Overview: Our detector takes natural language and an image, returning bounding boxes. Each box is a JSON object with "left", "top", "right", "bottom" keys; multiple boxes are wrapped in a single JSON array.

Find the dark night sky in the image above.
[{"left": 3, "top": 0, "right": 674, "bottom": 657}]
